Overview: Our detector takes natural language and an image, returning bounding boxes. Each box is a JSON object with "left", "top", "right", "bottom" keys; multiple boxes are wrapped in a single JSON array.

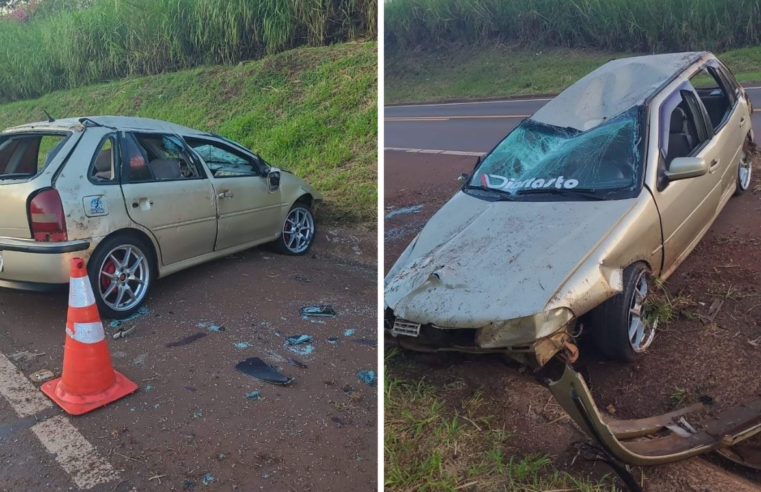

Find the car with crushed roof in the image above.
[
  {"left": 385, "top": 52, "right": 755, "bottom": 367},
  {"left": 0, "top": 116, "right": 321, "bottom": 319}
]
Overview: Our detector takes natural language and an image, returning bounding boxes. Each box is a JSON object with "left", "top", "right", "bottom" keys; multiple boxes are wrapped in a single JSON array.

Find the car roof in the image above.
[
  {"left": 531, "top": 51, "right": 710, "bottom": 132},
  {"left": 2, "top": 116, "right": 208, "bottom": 136}
]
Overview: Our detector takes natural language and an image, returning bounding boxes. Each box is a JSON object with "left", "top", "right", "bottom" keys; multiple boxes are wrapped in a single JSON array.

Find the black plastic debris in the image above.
[
  {"left": 342, "top": 384, "right": 354, "bottom": 395},
  {"left": 351, "top": 338, "right": 377, "bottom": 347},
  {"left": 285, "top": 334, "right": 313, "bottom": 345},
  {"left": 327, "top": 337, "right": 340, "bottom": 345},
  {"left": 300, "top": 305, "right": 337, "bottom": 318},
  {"left": 165, "top": 332, "right": 206, "bottom": 348},
  {"left": 185, "top": 386, "right": 197, "bottom": 392},
  {"left": 331, "top": 417, "right": 345, "bottom": 426},
  {"left": 235, "top": 357, "right": 294, "bottom": 386},
  {"left": 291, "top": 275, "right": 310, "bottom": 283},
  {"left": 287, "top": 357, "right": 308, "bottom": 369}
]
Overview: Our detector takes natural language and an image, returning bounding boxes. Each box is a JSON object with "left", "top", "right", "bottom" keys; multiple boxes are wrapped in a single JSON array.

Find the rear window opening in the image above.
[{"left": 0, "top": 132, "right": 70, "bottom": 181}]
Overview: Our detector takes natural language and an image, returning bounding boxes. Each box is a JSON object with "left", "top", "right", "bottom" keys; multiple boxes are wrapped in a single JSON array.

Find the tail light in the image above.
[{"left": 29, "top": 188, "right": 68, "bottom": 242}]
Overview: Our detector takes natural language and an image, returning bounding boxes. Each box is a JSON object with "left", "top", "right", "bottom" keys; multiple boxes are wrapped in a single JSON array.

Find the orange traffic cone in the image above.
[{"left": 41, "top": 258, "right": 138, "bottom": 415}]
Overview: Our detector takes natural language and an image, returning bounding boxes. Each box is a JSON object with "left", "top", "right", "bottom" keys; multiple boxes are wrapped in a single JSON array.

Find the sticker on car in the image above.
[{"left": 83, "top": 195, "right": 109, "bottom": 217}]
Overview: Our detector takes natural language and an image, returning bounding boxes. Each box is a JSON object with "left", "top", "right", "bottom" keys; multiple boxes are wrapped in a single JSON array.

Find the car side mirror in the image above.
[
  {"left": 267, "top": 170, "right": 281, "bottom": 192},
  {"left": 458, "top": 173, "right": 469, "bottom": 183},
  {"left": 664, "top": 157, "right": 708, "bottom": 181}
]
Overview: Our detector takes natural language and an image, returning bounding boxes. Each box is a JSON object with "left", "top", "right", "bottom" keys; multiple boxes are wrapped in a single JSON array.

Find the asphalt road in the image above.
[{"left": 385, "top": 87, "right": 761, "bottom": 153}]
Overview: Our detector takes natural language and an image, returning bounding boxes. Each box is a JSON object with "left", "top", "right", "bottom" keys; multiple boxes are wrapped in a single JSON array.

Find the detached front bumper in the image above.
[
  {"left": 0, "top": 237, "right": 91, "bottom": 288},
  {"left": 385, "top": 309, "right": 577, "bottom": 367},
  {"left": 549, "top": 364, "right": 761, "bottom": 466}
]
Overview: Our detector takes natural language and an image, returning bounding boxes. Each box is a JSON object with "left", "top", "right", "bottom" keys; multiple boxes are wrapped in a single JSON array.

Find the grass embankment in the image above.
[
  {"left": 0, "top": 42, "right": 377, "bottom": 225},
  {"left": 0, "top": 0, "right": 376, "bottom": 102},
  {"left": 386, "top": 45, "right": 761, "bottom": 104},
  {"left": 384, "top": 350, "right": 616, "bottom": 491},
  {"left": 385, "top": 0, "right": 761, "bottom": 53}
]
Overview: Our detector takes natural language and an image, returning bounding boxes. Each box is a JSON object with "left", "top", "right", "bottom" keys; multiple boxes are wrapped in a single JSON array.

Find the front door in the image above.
[
  {"left": 653, "top": 87, "right": 724, "bottom": 276},
  {"left": 119, "top": 132, "right": 217, "bottom": 265},
  {"left": 183, "top": 136, "right": 282, "bottom": 251}
]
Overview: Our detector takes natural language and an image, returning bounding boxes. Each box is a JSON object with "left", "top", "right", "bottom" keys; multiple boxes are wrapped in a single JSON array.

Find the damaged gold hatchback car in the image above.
[{"left": 385, "top": 52, "right": 754, "bottom": 367}]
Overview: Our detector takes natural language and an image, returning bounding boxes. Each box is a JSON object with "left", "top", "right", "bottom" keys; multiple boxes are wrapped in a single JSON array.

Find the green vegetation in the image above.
[
  {"left": 0, "top": 42, "right": 377, "bottom": 225},
  {"left": 386, "top": 45, "right": 761, "bottom": 104},
  {"left": 385, "top": 349, "right": 616, "bottom": 491},
  {"left": 0, "top": 0, "right": 376, "bottom": 102},
  {"left": 385, "top": 0, "right": 761, "bottom": 53}
]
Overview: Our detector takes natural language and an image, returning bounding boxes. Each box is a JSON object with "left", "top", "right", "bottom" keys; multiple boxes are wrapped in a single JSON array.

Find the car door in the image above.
[
  {"left": 692, "top": 61, "right": 747, "bottom": 197},
  {"left": 183, "top": 136, "right": 282, "bottom": 251},
  {"left": 119, "top": 132, "right": 217, "bottom": 265},
  {"left": 653, "top": 86, "right": 724, "bottom": 276}
]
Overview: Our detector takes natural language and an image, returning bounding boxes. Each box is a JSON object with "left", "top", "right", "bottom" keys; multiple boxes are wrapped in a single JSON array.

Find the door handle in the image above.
[
  {"left": 132, "top": 198, "right": 153, "bottom": 209},
  {"left": 217, "top": 190, "right": 234, "bottom": 199},
  {"left": 708, "top": 159, "right": 720, "bottom": 173},
  {"left": 740, "top": 117, "right": 747, "bottom": 126}
]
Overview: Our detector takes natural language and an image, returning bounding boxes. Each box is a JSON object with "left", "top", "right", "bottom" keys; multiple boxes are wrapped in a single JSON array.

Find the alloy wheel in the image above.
[
  {"left": 98, "top": 245, "right": 150, "bottom": 312},
  {"left": 628, "top": 271, "right": 656, "bottom": 353},
  {"left": 282, "top": 207, "right": 315, "bottom": 254}
]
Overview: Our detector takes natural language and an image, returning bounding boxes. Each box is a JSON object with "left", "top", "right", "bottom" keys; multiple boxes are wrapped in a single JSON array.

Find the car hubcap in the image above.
[
  {"left": 283, "top": 208, "right": 314, "bottom": 253},
  {"left": 628, "top": 271, "right": 656, "bottom": 353},
  {"left": 98, "top": 245, "right": 150, "bottom": 312},
  {"left": 739, "top": 151, "right": 752, "bottom": 191}
]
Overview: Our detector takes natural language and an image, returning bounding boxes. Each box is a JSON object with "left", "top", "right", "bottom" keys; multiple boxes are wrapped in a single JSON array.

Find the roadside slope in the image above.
[
  {"left": 0, "top": 41, "right": 378, "bottom": 225},
  {"left": 386, "top": 45, "right": 761, "bottom": 104}
]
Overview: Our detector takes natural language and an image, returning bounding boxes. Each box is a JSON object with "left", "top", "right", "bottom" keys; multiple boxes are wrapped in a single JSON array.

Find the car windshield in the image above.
[{"left": 469, "top": 106, "right": 642, "bottom": 199}]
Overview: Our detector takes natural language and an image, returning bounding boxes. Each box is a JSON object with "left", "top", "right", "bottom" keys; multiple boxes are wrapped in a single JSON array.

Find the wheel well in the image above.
[
  {"left": 94, "top": 228, "right": 160, "bottom": 272},
  {"left": 296, "top": 193, "right": 313, "bottom": 208}
]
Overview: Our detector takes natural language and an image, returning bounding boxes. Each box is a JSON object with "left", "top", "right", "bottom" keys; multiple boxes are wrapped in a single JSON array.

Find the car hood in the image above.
[{"left": 385, "top": 191, "right": 637, "bottom": 327}]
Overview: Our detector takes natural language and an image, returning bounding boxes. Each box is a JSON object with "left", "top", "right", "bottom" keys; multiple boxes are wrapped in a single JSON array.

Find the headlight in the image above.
[{"left": 475, "top": 308, "right": 574, "bottom": 348}]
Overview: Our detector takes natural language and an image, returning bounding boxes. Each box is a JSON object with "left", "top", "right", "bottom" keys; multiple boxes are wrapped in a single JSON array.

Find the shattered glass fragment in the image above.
[
  {"left": 327, "top": 337, "right": 340, "bottom": 345},
  {"left": 245, "top": 390, "right": 262, "bottom": 400},
  {"left": 357, "top": 370, "right": 377, "bottom": 387},
  {"left": 385, "top": 205, "right": 423, "bottom": 219},
  {"left": 285, "top": 335, "right": 313, "bottom": 345},
  {"left": 234, "top": 342, "right": 250, "bottom": 349},
  {"left": 235, "top": 357, "right": 294, "bottom": 385},
  {"left": 343, "top": 329, "right": 356, "bottom": 337},
  {"left": 301, "top": 305, "right": 337, "bottom": 318},
  {"left": 109, "top": 306, "right": 149, "bottom": 328}
]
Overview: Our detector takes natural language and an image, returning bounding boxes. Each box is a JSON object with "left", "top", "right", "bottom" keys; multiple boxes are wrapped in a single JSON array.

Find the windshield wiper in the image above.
[
  {"left": 516, "top": 187, "right": 606, "bottom": 200},
  {"left": 464, "top": 184, "right": 516, "bottom": 201},
  {"left": 0, "top": 173, "right": 34, "bottom": 180}
]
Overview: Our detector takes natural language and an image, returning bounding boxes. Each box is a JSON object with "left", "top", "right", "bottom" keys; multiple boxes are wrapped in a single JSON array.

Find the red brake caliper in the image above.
[{"left": 101, "top": 261, "right": 116, "bottom": 291}]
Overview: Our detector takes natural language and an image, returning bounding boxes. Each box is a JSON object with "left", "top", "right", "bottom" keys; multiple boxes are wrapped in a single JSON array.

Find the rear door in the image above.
[
  {"left": 184, "top": 136, "right": 282, "bottom": 251},
  {"left": 119, "top": 132, "right": 217, "bottom": 265},
  {"left": 0, "top": 131, "right": 78, "bottom": 238},
  {"left": 653, "top": 86, "right": 724, "bottom": 275}
]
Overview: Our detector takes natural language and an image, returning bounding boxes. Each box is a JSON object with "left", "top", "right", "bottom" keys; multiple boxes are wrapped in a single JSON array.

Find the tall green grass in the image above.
[
  {"left": 385, "top": 0, "right": 761, "bottom": 53},
  {"left": 0, "top": 0, "right": 376, "bottom": 102}
]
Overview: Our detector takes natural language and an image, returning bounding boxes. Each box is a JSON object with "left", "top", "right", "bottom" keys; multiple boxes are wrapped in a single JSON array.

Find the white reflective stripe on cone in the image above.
[
  {"left": 65, "top": 322, "right": 105, "bottom": 344},
  {"left": 69, "top": 276, "right": 96, "bottom": 308}
]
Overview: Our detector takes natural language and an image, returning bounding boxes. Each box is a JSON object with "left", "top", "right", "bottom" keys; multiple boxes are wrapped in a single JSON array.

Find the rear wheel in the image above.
[
  {"left": 589, "top": 263, "right": 656, "bottom": 362},
  {"left": 87, "top": 234, "right": 155, "bottom": 320},
  {"left": 270, "top": 203, "right": 316, "bottom": 256},
  {"left": 734, "top": 138, "right": 753, "bottom": 196}
]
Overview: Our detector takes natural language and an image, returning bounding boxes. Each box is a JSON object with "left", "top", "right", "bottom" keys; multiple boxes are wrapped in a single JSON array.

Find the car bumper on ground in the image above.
[
  {"left": 549, "top": 364, "right": 761, "bottom": 466},
  {"left": 0, "top": 237, "right": 91, "bottom": 287}
]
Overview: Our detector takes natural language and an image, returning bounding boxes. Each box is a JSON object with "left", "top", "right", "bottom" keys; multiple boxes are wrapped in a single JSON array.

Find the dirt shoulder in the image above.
[{"left": 384, "top": 150, "right": 761, "bottom": 490}]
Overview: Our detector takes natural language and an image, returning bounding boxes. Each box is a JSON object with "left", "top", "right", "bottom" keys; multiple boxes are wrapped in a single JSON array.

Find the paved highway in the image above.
[{"left": 385, "top": 87, "right": 761, "bottom": 154}]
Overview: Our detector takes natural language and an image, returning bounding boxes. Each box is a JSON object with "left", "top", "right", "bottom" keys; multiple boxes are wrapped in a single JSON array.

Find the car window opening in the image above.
[
  {"left": 691, "top": 65, "right": 735, "bottom": 130},
  {"left": 0, "top": 133, "right": 69, "bottom": 181},
  {"left": 469, "top": 106, "right": 641, "bottom": 199},
  {"left": 124, "top": 133, "right": 201, "bottom": 182},
  {"left": 91, "top": 138, "right": 116, "bottom": 182},
  {"left": 185, "top": 137, "right": 260, "bottom": 178}
]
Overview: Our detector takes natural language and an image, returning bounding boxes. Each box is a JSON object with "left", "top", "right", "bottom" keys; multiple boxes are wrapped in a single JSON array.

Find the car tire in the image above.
[
  {"left": 589, "top": 263, "right": 655, "bottom": 362},
  {"left": 270, "top": 203, "right": 316, "bottom": 256},
  {"left": 734, "top": 137, "right": 753, "bottom": 197},
  {"left": 87, "top": 233, "right": 156, "bottom": 320}
]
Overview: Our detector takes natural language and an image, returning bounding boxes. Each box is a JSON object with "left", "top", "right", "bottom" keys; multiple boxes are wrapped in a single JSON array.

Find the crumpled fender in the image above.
[{"left": 549, "top": 364, "right": 761, "bottom": 466}]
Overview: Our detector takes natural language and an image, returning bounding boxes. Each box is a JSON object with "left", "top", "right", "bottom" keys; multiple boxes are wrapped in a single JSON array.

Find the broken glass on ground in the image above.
[
  {"left": 327, "top": 337, "right": 340, "bottom": 345},
  {"left": 235, "top": 357, "right": 294, "bottom": 386},
  {"left": 109, "top": 306, "right": 149, "bottom": 328},
  {"left": 357, "top": 370, "right": 377, "bottom": 387},
  {"left": 300, "top": 305, "right": 337, "bottom": 318},
  {"left": 385, "top": 204, "right": 423, "bottom": 220},
  {"left": 165, "top": 332, "right": 206, "bottom": 348},
  {"left": 245, "top": 390, "right": 262, "bottom": 400},
  {"left": 285, "top": 335, "right": 313, "bottom": 345}
]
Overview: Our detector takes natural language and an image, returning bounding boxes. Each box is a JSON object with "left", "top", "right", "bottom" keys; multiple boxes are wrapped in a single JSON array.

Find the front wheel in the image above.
[
  {"left": 589, "top": 263, "right": 656, "bottom": 362},
  {"left": 87, "top": 234, "right": 155, "bottom": 320},
  {"left": 270, "top": 203, "right": 316, "bottom": 256},
  {"left": 734, "top": 138, "right": 753, "bottom": 196}
]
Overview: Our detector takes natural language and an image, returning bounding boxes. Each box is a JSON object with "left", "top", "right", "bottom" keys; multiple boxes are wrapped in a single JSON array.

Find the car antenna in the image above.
[{"left": 43, "top": 109, "right": 55, "bottom": 122}]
